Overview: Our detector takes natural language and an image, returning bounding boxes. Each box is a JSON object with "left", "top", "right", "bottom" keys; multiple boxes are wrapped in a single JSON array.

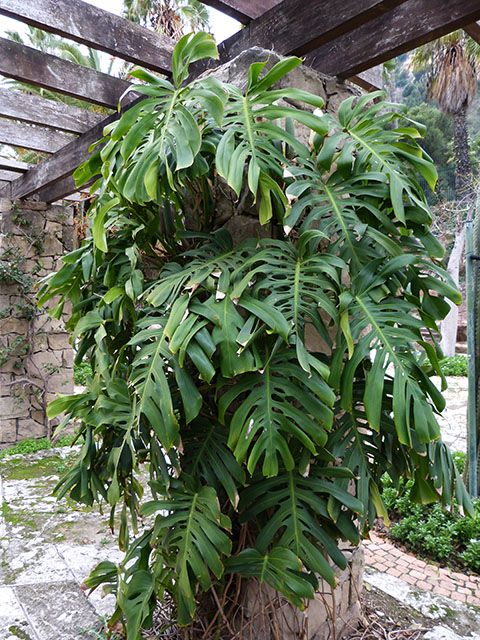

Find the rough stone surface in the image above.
[{"left": 0, "top": 203, "right": 74, "bottom": 446}]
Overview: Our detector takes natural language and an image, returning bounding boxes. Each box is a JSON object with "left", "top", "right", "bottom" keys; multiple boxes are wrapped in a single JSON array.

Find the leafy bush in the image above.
[
  {"left": 381, "top": 471, "right": 480, "bottom": 572},
  {"left": 73, "top": 360, "right": 92, "bottom": 386},
  {"left": 40, "top": 33, "right": 471, "bottom": 638},
  {"left": 439, "top": 354, "right": 468, "bottom": 376}
]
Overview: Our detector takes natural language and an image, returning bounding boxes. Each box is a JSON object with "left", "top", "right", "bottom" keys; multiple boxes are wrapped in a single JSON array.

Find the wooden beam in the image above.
[
  {"left": 0, "top": 120, "right": 73, "bottom": 153},
  {"left": 0, "top": 0, "right": 175, "bottom": 74},
  {"left": 200, "top": 0, "right": 407, "bottom": 69},
  {"left": 304, "top": 0, "right": 480, "bottom": 79},
  {"left": 0, "top": 88, "right": 103, "bottom": 134},
  {"left": 0, "top": 170, "right": 18, "bottom": 181},
  {"left": 201, "top": 0, "right": 279, "bottom": 23},
  {"left": 351, "top": 66, "right": 384, "bottom": 91},
  {"left": 0, "top": 37, "right": 132, "bottom": 109},
  {"left": 37, "top": 175, "right": 87, "bottom": 203},
  {"left": 0, "top": 109, "right": 119, "bottom": 201},
  {"left": 464, "top": 22, "right": 480, "bottom": 44},
  {"left": 0, "top": 157, "right": 31, "bottom": 172}
]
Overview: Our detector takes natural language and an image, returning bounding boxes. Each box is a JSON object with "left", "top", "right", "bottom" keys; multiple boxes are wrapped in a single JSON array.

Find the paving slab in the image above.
[
  {"left": 0, "top": 586, "right": 38, "bottom": 640},
  {"left": 16, "top": 582, "right": 100, "bottom": 640}
]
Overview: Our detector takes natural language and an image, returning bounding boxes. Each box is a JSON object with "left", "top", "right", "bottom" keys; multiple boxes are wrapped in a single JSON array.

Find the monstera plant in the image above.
[{"left": 40, "top": 33, "right": 472, "bottom": 638}]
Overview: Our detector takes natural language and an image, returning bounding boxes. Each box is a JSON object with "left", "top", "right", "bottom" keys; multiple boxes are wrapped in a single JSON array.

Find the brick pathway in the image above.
[{"left": 364, "top": 532, "right": 480, "bottom": 608}]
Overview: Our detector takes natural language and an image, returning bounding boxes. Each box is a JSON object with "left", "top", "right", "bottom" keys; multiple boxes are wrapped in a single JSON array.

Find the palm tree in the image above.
[
  {"left": 123, "top": 0, "right": 209, "bottom": 40},
  {"left": 411, "top": 32, "right": 478, "bottom": 199}
]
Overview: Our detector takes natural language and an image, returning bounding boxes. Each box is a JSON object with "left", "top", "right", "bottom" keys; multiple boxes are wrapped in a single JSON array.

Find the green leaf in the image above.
[
  {"left": 142, "top": 484, "right": 231, "bottom": 624},
  {"left": 226, "top": 547, "right": 314, "bottom": 609}
]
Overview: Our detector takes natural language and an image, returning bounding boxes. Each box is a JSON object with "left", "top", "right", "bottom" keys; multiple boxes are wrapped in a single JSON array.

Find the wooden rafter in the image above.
[
  {"left": 0, "top": 109, "right": 119, "bottom": 201},
  {"left": 0, "top": 38, "right": 132, "bottom": 109},
  {"left": 0, "top": 170, "right": 19, "bottom": 182},
  {"left": 464, "top": 22, "right": 480, "bottom": 45},
  {"left": 0, "top": 120, "right": 73, "bottom": 153},
  {"left": 0, "top": 88, "right": 103, "bottom": 134},
  {"left": 0, "top": 158, "right": 31, "bottom": 173},
  {"left": 200, "top": 0, "right": 278, "bottom": 23},
  {"left": 0, "top": 0, "right": 174, "bottom": 74},
  {"left": 212, "top": 0, "right": 406, "bottom": 63},
  {"left": 304, "top": 0, "right": 480, "bottom": 78}
]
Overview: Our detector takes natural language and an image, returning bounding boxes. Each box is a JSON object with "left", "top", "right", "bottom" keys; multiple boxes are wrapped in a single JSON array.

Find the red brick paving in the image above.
[{"left": 364, "top": 532, "right": 480, "bottom": 608}]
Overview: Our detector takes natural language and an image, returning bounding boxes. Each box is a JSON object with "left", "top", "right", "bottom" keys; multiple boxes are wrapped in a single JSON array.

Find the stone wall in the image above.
[{"left": 0, "top": 199, "right": 74, "bottom": 447}]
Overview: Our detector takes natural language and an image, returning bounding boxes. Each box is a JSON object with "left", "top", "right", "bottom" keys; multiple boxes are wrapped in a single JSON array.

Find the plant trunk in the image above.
[
  {"left": 440, "top": 226, "right": 466, "bottom": 357},
  {"left": 453, "top": 106, "right": 473, "bottom": 200}
]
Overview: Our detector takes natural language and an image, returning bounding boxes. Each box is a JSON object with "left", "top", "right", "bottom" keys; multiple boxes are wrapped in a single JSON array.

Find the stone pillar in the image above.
[
  {"left": 202, "top": 48, "right": 364, "bottom": 638},
  {"left": 0, "top": 199, "right": 74, "bottom": 446}
]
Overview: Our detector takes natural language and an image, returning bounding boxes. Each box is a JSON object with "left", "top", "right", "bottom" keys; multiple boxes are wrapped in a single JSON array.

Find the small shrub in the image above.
[
  {"left": 461, "top": 540, "right": 480, "bottom": 571},
  {"left": 381, "top": 467, "right": 480, "bottom": 572},
  {"left": 439, "top": 355, "right": 468, "bottom": 376},
  {"left": 73, "top": 361, "right": 92, "bottom": 386},
  {"left": 452, "top": 451, "right": 466, "bottom": 474}
]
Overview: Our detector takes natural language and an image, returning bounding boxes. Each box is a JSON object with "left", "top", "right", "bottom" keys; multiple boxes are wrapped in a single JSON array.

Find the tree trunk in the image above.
[
  {"left": 440, "top": 226, "right": 466, "bottom": 357},
  {"left": 453, "top": 106, "right": 473, "bottom": 200}
]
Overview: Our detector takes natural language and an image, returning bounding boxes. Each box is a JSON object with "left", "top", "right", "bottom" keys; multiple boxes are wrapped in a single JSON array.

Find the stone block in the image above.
[
  {"left": 17, "top": 417, "right": 46, "bottom": 440},
  {"left": 41, "top": 233, "right": 64, "bottom": 257},
  {"left": 46, "top": 205, "right": 72, "bottom": 222},
  {"left": 27, "top": 350, "right": 63, "bottom": 376},
  {"left": 61, "top": 348, "right": 74, "bottom": 369},
  {"left": 45, "top": 220, "right": 63, "bottom": 235},
  {"left": 34, "top": 313, "right": 66, "bottom": 333},
  {"left": 0, "top": 395, "right": 29, "bottom": 418},
  {"left": 15, "top": 200, "right": 47, "bottom": 211},
  {"left": 0, "top": 197, "right": 12, "bottom": 212},
  {"left": 279, "top": 64, "right": 327, "bottom": 110},
  {"left": 0, "top": 417, "right": 17, "bottom": 443},
  {"left": 45, "top": 369, "right": 74, "bottom": 394},
  {"left": 47, "top": 333, "right": 72, "bottom": 351}
]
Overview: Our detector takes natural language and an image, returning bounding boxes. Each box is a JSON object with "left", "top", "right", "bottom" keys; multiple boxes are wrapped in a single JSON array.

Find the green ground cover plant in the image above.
[
  {"left": 0, "top": 434, "right": 75, "bottom": 460},
  {"left": 382, "top": 459, "right": 480, "bottom": 573},
  {"left": 439, "top": 354, "right": 468, "bottom": 376},
  {"left": 39, "top": 33, "right": 473, "bottom": 638}
]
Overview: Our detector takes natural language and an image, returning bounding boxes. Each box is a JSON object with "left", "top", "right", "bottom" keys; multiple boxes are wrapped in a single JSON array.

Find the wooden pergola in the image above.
[{"left": 0, "top": 0, "right": 479, "bottom": 205}]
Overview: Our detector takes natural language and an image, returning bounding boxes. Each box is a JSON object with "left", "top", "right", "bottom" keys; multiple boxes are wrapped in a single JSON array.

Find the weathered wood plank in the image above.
[
  {"left": 304, "top": 0, "right": 480, "bottom": 79},
  {"left": 0, "top": 120, "right": 73, "bottom": 153},
  {"left": 464, "top": 22, "right": 480, "bottom": 44},
  {"left": 0, "top": 88, "right": 103, "bottom": 134},
  {"left": 0, "top": 158, "right": 31, "bottom": 173},
  {"left": 0, "top": 0, "right": 174, "bottom": 74},
  {"left": 37, "top": 175, "right": 90, "bottom": 203},
  {"left": 351, "top": 66, "right": 384, "bottom": 91},
  {"left": 0, "top": 109, "right": 120, "bottom": 200},
  {"left": 0, "top": 170, "right": 18, "bottom": 181},
  {"left": 0, "top": 37, "right": 132, "bottom": 109},
  {"left": 198, "top": 0, "right": 406, "bottom": 71},
  {"left": 200, "top": 0, "right": 279, "bottom": 23}
]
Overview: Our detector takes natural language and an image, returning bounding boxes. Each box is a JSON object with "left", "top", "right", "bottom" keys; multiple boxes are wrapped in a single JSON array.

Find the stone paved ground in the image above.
[
  {"left": 434, "top": 376, "right": 468, "bottom": 454},
  {"left": 0, "top": 376, "right": 477, "bottom": 639},
  {"left": 0, "top": 447, "right": 123, "bottom": 640}
]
